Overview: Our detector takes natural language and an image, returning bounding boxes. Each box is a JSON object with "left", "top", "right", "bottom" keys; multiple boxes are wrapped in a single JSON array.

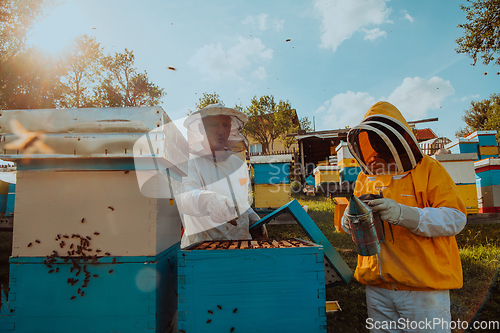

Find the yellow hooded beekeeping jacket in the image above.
[{"left": 347, "top": 102, "right": 466, "bottom": 291}]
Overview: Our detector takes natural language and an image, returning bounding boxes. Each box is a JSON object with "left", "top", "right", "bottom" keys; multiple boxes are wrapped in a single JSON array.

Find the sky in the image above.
[{"left": 26, "top": 0, "right": 499, "bottom": 141}]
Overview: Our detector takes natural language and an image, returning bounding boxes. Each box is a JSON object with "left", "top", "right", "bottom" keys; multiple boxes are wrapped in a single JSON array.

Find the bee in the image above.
[
  {"left": 105, "top": 252, "right": 111, "bottom": 256},
  {"left": 77, "top": 288, "right": 81, "bottom": 294},
  {"left": 206, "top": 319, "right": 212, "bottom": 324},
  {"left": 124, "top": 170, "right": 129, "bottom": 174},
  {"left": 286, "top": 39, "right": 291, "bottom": 42},
  {"left": 230, "top": 327, "right": 235, "bottom": 332},
  {"left": 55, "top": 268, "right": 59, "bottom": 273},
  {"left": 80, "top": 291, "right": 84, "bottom": 297},
  {"left": 93, "top": 274, "right": 98, "bottom": 278},
  {"left": 75, "top": 271, "right": 80, "bottom": 276},
  {"left": 94, "top": 232, "right": 100, "bottom": 235},
  {"left": 57, "top": 234, "right": 61, "bottom": 240},
  {"left": 108, "top": 269, "right": 114, "bottom": 274},
  {"left": 96, "top": 249, "right": 102, "bottom": 253},
  {"left": 81, "top": 218, "right": 85, "bottom": 223},
  {"left": 48, "top": 269, "right": 54, "bottom": 273},
  {"left": 63, "top": 234, "right": 69, "bottom": 239},
  {"left": 217, "top": 305, "right": 222, "bottom": 310},
  {"left": 59, "top": 241, "right": 65, "bottom": 248},
  {"left": 112, "top": 258, "right": 116, "bottom": 264},
  {"left": 208, "top": 310, "right": 213, "bottom": 314},
  {"left": 86, "top": 236, "right": 91, "bottom": 240},
  {"left": 52, "top": 250, "right": 58, "bottom": 256},
  {"left": 27, "top": 243, "right": 32, "bottom": 247},
  {"left": 4, "top": 119, "right": 54, "bottom": 155},
  {"left": 108, "top": 206, "right": 115, "bottom": 211},
  {"left": 233, "top": 308, "right": 237, "bottom": 313},
  {"left": 70, "top": 244, "right": 74, "bottom": 249},
  {"left": 35, "top": 239, "right": 41, "bottom": 243},
  {"left": 70, "top": 296, "right": 76, "bottom": 300},
  {"left": 168, "top": 66, "right": 176, "bottom": 71}
]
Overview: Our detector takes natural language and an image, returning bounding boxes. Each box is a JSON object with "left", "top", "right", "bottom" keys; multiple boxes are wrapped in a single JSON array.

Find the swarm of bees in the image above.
[{"left": 29, "top": 230, "right": 118, "bottom": 300}]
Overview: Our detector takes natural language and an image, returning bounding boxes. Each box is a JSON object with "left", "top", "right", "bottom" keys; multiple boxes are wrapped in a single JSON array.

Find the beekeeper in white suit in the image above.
[{"left": 179, "top": 104, "right": 267, "bottom": 248}]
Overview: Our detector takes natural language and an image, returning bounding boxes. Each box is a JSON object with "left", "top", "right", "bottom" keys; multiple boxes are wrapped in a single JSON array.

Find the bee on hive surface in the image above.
[
  {"left": 108, "top": 206, "right": 115, "bottom": 211},
  {"left": 217, "top": 305, "right": 222, "bottom": 310},
  {"left": 27, "top": 243, "right": 32, "bottom": 247},
  {"left": 35, "top": 239, "right": 40, "bottom": 243},
  {"left": 81, "top": 218, "right": 85, "bottom": 223},
  {"left": 105, "top": 252, "right": 111, "bottom": 256},
  {"left": 70, "top": 296, "right": 76, "bottom": 300},
  {"left": 108, "top": 269, "right": 114, "bottom": 274},
  {"left": 94, "top": 231, "right": 100, "bottom": 235},
  {"left": 112, "top": 258, "right": 117, "bottom": 264}
]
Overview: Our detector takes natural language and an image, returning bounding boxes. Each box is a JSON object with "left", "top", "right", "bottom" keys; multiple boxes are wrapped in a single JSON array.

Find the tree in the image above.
[
  {"left": 455, "top": 0, "right": 500, "bottom": 66},
  {"left": 281, "top": 115, "right": 312, "bottom": 149},
  {"left": 59, "top": 34, "right": 104, "bottom": 108},
  {"left": 195, "top": 92, "right": 223, "bottom": 110},
  {"left": 455, "top": 93, "right": 500, "bottom": 143},
  {"left": 1, "top": 0, "right": 57, "bottom": 59},
  {"left": 95, "top": 48, "right": 165, "bottom": 107},
  {"left": 242, "top": 95, "right": 309, "bottom": 154},
  {"left": 1, "top": 0, "right": 60, "bottom": 108},
  {"left": 0, "top": 46, "right": 63, "bottom": 109}
]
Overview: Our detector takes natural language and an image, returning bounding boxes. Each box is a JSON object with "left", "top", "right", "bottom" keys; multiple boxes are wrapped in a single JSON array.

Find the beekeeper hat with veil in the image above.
[{"left": 183, "top": 104, "right": 248, "bottom": 157}]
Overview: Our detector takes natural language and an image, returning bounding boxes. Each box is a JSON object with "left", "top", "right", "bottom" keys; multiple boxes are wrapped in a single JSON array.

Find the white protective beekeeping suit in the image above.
[{"left": 178, "top": 104, "right": 264, "bottom": 248}]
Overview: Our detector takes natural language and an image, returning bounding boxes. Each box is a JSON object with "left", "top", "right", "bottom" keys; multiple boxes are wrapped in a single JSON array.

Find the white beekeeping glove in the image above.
[
  {"left": 207, "top": 193, "right": 238, "bottom": 224},
  {"left": 369, "top": 198, "right": 420, "bottom": 230}
]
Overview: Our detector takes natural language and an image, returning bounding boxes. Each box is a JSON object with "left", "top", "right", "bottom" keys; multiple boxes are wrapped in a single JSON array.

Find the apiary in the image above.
[
  {"left": 178, "top": 239, "right": 327, "bottom": 333},
  {"left": 0, "top": 107, "right": 188, "bottom": 332},
  {"left": 433, "top": 153, "right": 479, "bottom": 214}
]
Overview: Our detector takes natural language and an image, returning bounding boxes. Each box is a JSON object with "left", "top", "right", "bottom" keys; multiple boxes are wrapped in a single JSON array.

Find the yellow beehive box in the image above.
[
  {"left": 456, "top": 184, "right": 479, "bottom": 214},
  {"left": 479, "top": 146, "right": 499, "bottom": 157},
  {"left": 313, "top": 166, "right": 339, "bottom": 187},
  {"left": 12, "top": 170, "right": 182, "bottom": 258},
  {"left": 337, "top": 158, "right": 359, "bottom": 168},
  {"left": 254, "top": 184, "right": 291, "bottom": 209}
]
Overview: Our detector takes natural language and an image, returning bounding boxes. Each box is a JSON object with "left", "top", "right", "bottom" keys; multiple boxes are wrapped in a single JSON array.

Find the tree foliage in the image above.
[
  {"left": 59, "top": 34, "right": 103, "bottom": 108},
  {"left": 456, "top": 93, "right": 500, "bottom": 143},
  {"left": 195, "top": 92, "right": 223, "bottom": 110},
  {"left": 242, "top": 95, "right": 310, "bottom": 154},
  {"left": 95, "top": 48, "right": 165, "bottom": 107},
  {"left": 455, "top": 0, "right": 500, "bottom": 66},
  {"left": 0, "top": 46, "right": 63, "bottom": 109}
]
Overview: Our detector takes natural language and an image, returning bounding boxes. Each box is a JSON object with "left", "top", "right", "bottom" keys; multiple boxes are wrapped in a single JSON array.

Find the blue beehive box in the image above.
[
  {"left": 250, "top": 155, "right": 293, "bottom": 185},
  {"left": 1, "top": 244, "right": 179, "bottom": 333},
  {"left": 339, "top": 166, "right": 361, "bottom": 182},
  {"left": 445, "top": 138, "right": 479, "bottom": 155},
  {"left": 466, "top": 131, "right": 498, "bottom": 147},
  {"left": 178, "top": 239, "right": 326, "bottom": 333}
]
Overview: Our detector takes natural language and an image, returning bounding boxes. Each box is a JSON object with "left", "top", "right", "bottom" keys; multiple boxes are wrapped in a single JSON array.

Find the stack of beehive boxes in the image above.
[
  {"left": 466, "top": 131, "right": 499, "bottom": 160},
  {"left": 0, "top": 107, "right": 188, "bottom": 332},
  {"left": 475, "top": 158, "right": 500, "bottom": 213},
  {"left": 251, "top": 155, "right": 292, "bottom": 209},
  {"left": 433, "top": 153, "right": 479, "bottom": 214},
  {"left": 336, "top": 142, "right": 361, "bottom": 183}
]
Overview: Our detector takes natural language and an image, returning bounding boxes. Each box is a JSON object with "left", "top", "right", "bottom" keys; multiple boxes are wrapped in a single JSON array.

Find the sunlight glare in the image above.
[{"left": 27, "top": 2, "right": 93, "bottom": 54}]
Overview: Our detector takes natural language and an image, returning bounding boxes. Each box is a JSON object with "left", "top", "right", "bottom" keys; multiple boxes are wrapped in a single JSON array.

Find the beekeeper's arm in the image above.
[
  {"left": 369, "top": 167, "right": 466, "bottom": 238},
  {"left": 180, "top": 164, "right": 236, "bottom": 223}
]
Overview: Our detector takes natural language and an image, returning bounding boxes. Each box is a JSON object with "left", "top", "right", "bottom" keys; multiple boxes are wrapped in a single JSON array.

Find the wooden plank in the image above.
[
  {"left": 467, "top": 213, "right": 500, "bottom": 224},
  {"left": 240, "top": 241, "right": 248, "bottom": 249},
  {"left": 271, "top": 240, "right": 280, "bottom": 248},
  {"left": 228, "top": 241, "right": 239, "bottom": 249}
]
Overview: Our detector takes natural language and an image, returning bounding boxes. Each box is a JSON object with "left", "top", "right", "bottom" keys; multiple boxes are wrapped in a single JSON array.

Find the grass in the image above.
[
  {"left": 1, "top": 195, "right": 499, "bottom": 332},
  {"left": 268, "top": 195, "right": 500, "bottom": 333}
]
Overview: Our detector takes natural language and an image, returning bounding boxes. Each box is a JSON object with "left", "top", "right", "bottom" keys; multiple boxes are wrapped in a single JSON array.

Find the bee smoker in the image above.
[{"left": 345, "top": 194, "right": 384, "bottom": 256}]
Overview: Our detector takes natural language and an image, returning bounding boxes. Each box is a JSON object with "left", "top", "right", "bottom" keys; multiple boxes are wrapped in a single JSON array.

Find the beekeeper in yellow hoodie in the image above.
[{"left": 343, "top": 102, "right": 466, "bottom": 333}]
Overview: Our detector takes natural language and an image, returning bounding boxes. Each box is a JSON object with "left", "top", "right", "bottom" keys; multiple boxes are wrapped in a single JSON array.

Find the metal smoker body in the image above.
[{"left": 345, "top": 195, "right": 383, "bottom": 256}]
